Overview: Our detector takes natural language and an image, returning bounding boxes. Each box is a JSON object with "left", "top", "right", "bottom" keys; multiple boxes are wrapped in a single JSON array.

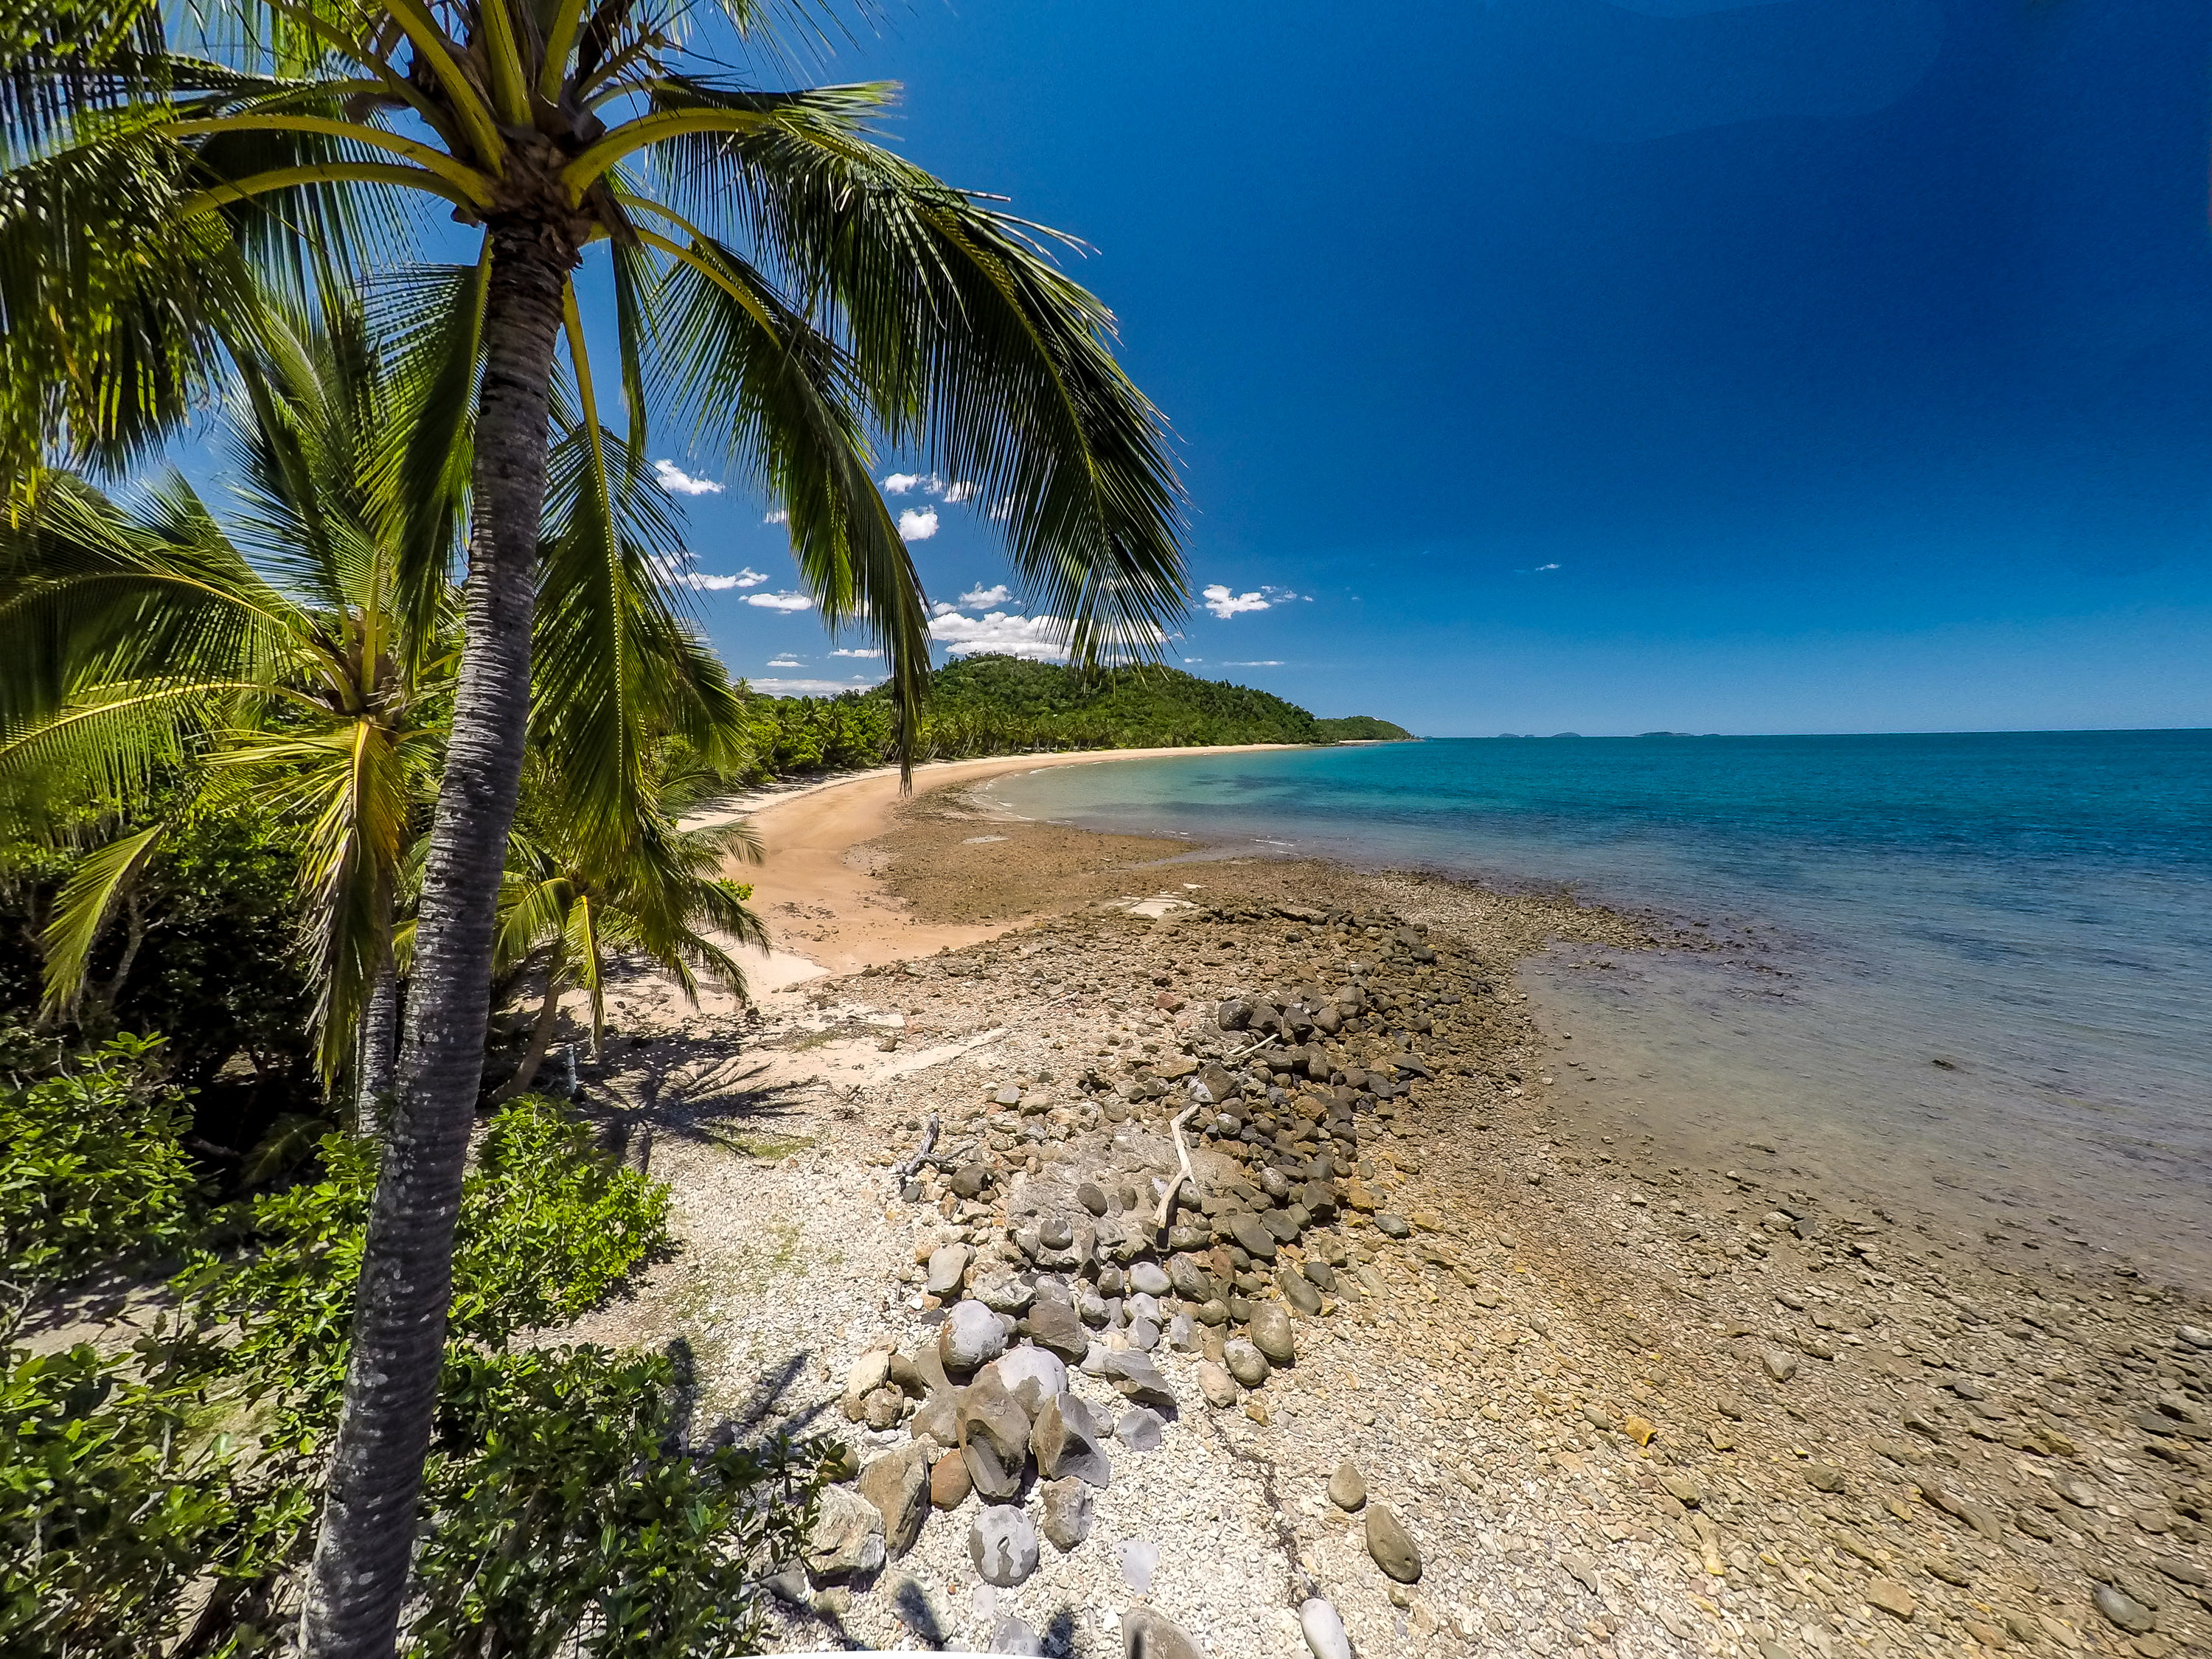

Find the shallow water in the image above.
[{"left": 981, "top": 731, "right": 2212, "bottom": 1287}]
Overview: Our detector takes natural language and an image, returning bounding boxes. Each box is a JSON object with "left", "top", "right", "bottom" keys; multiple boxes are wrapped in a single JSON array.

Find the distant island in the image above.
[{"left": 739, "top": 655, "right": 1411, "bottom": 776}]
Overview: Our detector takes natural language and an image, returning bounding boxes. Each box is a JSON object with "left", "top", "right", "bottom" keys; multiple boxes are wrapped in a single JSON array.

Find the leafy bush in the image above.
[
  {"left": 0, "top": 1034, "right": 201, "bottom": 1317},
  {"left": 3, "top": 1089, "right": 793, "bottom": 1659}
]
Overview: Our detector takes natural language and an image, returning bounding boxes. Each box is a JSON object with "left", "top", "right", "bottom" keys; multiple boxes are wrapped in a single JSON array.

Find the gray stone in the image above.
[
  {"left": 1280, "top": 1269, "right": 1324, "bottom": 1315},
  {"left": 1193, "top": 1297, "right": 1231, "bottom": 1326},
  {"left": 1364, "top": 1502, "right": 1422, "bottom": 1582},
  {"left": 1022, "top": 1298, "right": 1092, "bottom": 1362},
  {"left": 1040, "top": 1476, "right": 1095, "bottom": 1551},
  {"left": 1168, "top": 1312, "right": 1200, "bottom": 1352},
  {"left": 1125, "top": 1315, "right": 1161, "bottom": 1352},
  {"left": 1198, "top": 1361, "right": 1239, "bottom": 1407},
  {"left": 924, "top": 1244, "right": 972, "bottom": 1299},
  {"left": 1225, "top": 1338, "right": 1270, "bottom": 1388},
  {"left": 987, "top": 1615, "right": 1046, "bottom": 1655},
  {"left": 1122, "top": 1605, "right": 1203, "bottom": 1659},
  {"left": 1250, "top": 1301, "right": 1296, "bottom": 1366},
  {"left": 1328, "top": 1459, "right": 1367, "bottom": 1511},
  {"left": 1228, "top": 1214, "right": 1279, "bottom": 1262},
  {"left": 1761, "top": 1347, "right": 1799, "bottom": 1383},
  {"left": 1168, "top": 1253, "right": 1220, "bottom": 1303},
  {"left": 1038, "top": 1214, "right": 1074, "bottom": 1251},
  {"left": 803, "top": 1484, "right": 886, "bottom": 1585},
  {"left": 1119, "top": 1538, "right": 1160, "bottom": 1593},
  {"left": 995, "top": 1084, "right": 1023, "bottom": 1107},
  {"left": 1300, "top": 1597, "right": 1353, "bottom": 1659},
  {"left": 1116, "top": 1406, "right": 1166, "bottom": 1450},
  {"left": 1031, "top": 1391, "right": 1113, "bottom": 1487},
  {"left": 1102, "top": 1348, "right": 1178, "bottom": 1410},
  {"left": 957, "top": 1374, "right": 1032, "bottom": 1501},
  {"left": 974, "top": 1275, "right": 1035, "bottom": 1314},
  {"left": 1128, "top": 1260, "right": 1172, "bottom": 1297},
  {"left": 970, "top": 1505, "right": 1040, "bottom": 1587},
  {"left": 940, "top": 1300, "right": 1008, "bottom": 1375},
  {"left": 1077, "top": 1181, "right": 1110, "bottom": 1216},
  {"left": 1301, "top": 1259, "right": 1338, "bottom": 1293},
  {"left": 856, "top": 1444, "right": 931, "bottom": 1557},
  {"left": 2093, "top": 1584, "right": 2154, "bottom": 1635},
  {"left": 992, "top": 1343, "right": 1068, "bottom": 1416},
  {"left": 1374, "top": 1213, "right": 1411, "bottom": 1239},
  {"left": 911, "top": 1386, "right": 961, "bottom": 1449}
]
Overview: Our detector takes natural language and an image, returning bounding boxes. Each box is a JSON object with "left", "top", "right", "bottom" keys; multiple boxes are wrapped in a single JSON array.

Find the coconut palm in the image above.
[{"left": 2, "top": 4, "right": 1184, "bottom": 1647}]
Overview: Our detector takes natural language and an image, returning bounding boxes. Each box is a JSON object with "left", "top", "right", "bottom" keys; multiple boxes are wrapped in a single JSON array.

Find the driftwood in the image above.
[
  {"left": 892, "top": 1113, "right": 941, "bottom": 1182},
  {"left": 1155, "top": 1103, "right": 1199, "bottom": 1230}
]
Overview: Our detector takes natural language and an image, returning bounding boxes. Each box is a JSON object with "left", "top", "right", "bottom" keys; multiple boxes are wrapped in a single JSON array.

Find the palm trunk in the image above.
[
  {"left": 300, "top": 221, "right": 571, "bottom": 1659},
  {"left": 354, "top": 950, "right": 400, "bottom": 1139},
  {"left": 491, "top": 968, "right": 563, "bottom": 1102}
]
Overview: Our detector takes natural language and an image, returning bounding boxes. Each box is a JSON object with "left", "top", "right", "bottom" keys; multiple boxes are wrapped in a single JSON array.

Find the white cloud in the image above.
[
  {"left": 751, "top": 675, "right": 886, "bottom": 697},
  {"left": 1182, "top": 657, "right": 1203, "bottom": 664},
  {"left": 1202, "top": 583, "right": 1272, "bottom": 619},
  {"left": 1534, "top": 562, "right": 1561, "bottom": 571},
  {"left": 830, "top": 647, "right": 883, "bottom": 658},
  {"left": 672, "top": 565, "right": 768, "bottom": 592},
  {"left": 931, "top": 601, "right": 960, "bottom": 617},
  {"left": 898, "top": 507, "right": 939, "bottom": 541},
  {"left": 653, "top": 459, "right": 725, "bottom": 496},
  {"left": 764, "top": 509, "right": 790, "bottom": 525},
  {"left": 882, "top": 472, "right": 924, "bottom": 495},
  {"left": 957, "top": 583, "right": 1012, "bottom": 609},
  {"left": 744, "top": 591, "right": 815, "bottom": 611},
  {"left": 928, "top": 610, "right": 1074, "bottom": 662},
  {"left": 766, "top": 655, "right": 803, "bottom": 668},
  {"left": 1222, "top": 660, "right": 1284, "bottom": 667},
  {"left": 942, "top": 480, "right": 975, "bottom": 504}
]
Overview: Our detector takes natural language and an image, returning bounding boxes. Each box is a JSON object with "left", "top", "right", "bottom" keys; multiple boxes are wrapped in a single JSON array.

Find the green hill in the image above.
[
  {"left": 739, "top": 654, "right": 1405, "bottom": 776},
  {"left": 1313, "top": 714, "right": 1416, "bottom": 742}
]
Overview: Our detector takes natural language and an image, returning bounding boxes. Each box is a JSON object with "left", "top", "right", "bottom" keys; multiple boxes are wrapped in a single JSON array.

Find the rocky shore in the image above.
[{"left": 568, "top": 849, "right": 2212, "bottom": 1659}]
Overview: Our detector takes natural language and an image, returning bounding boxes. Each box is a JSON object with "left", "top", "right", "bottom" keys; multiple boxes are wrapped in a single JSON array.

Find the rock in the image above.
[
  {"left": 1867, "top": 1577, "right": 1916, "bottom": 1620},
  {"left": 861, "top": 1385, "right": 903, "bottom": 1430},
  {"left": 1761, "top": 1348, "right": 1799, "bottom": 1383},
  {"left": 1168, "top": 1253, "right": 1219, "bottom": 1303},
  {"left": 1116, "top": 1407, "right": 1166, "bottom": 1450},
  {"left": 856, "top": 1446, "right": 931, "bottom": 1556},
  {"left": 957, "top": 1374, "right": 1033, "bottom": 1501},
  {"left": 1128, "top": 1260, "right": 1172, "bottom": 1297},
  {"left": 1193, "top": 1297, "right": 1231, "bottom": 1326},
  {"left": 1374, "top": 1212, "right": 1412, "bottom": 1239},
  {"left": 1040, "top": 1476, "right": 1096, "bottom": 1551},
  {"left": 1121, "top": 1605, "right": 1203, "bottom": 1659},
  {"left": 992, "top": 1344, "right": 1068, "bottom": 1416},
  {"left": 2178, "top": 1324, "right": 2212, "bottom": 1349},
  {"left": 2094, "top": 1584, "right": 2154, "bottom": 1635},
  {"left": 1804, "top": 1464, "right": 1846, "bottom": 1494},
  {"left": 1302, "top": 1259, "right": 1338, "bottom": 1292},
  {"left": 941, "top": 1300, "right": 1008, "bottom": 1375},
  {"left": 970, "top": 1505, "right": 1040, "bottom": 1587},
  {"left": 1365, "top": 1502, "right": 1422, "bottom": 1582},
  {"left": 803, "top": 1484, "right": 886, "bottom": 1585},
  {"left": 1228, "top": 1214, "right": 1279, "bottom": 1262},
  {"left": 1328, "top": 1459, "right": 1368, "bottom": 1511},
  {"left": 1168, "top": 1313, "right": 1200, "bottom": 1352},
  {"left": 1198, "top": 1361, "right": 1240, "bottom": 1407},
  {"left": 1225, "top": 1338, "right": 1271, "bottom": 1388},
  {"left": 1301, "top": 1597, "right": 1353, "bottom": 1659},
  {"left": 1125, "top": 1316, "right": 1161, "bottom": 1352},
  {"left": 929, "top": 1448, "right": 973, "bottom": 1509},
  {"left": 1077, "top": 1181, "right": 1110, "bottom": 1216},
  {"left": 974, "top": 1275, "right": 1035, "bottom": 1314},
  {"left": 1101, "top": 1348, "right": 1178, "bottom": 1409},
  {"left": 924, "top": 1244, "right": 972, "bottom": 1299},
  {"left": 1021, "top": 1298, "right": 1092, "bottom": 1362},
  {"left": 1032, "top": 1391, "right": 1113, "bottom": 1487},
  {"left": 950, "top": 1162, "right": 990, "bottom": 1199},
  {"left": 843, "top": 1350, "right": 891, "bottom": 1416},
  {"left": 911, "top": 1387, "right": 961, "bottom": 1449},
  {"left": 1660, "top": 1472, "right": 1702, "bottom": 1506},
  {"left": 1250, "top": 1301, "right": 1296, "bottom": 1365},
  {"left": 988, "top": 1615, "right": 1045, "bottom": 1655},
  {"left": 1280, "top": 1269, "right": 1324, "bottom": 1315},
  {"left": 1120, "top": 1538, "right": 1161, "bottom": 1593}
]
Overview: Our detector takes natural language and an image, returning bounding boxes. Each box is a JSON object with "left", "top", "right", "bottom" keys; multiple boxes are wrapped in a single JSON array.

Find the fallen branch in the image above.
[
  {"left": 1155, "top": 1103, "right": 1198, "bottom": 1231},
  {"left": 1225, "top": 1032, "right": 1279, "bottom": 1064},
  {"left": 892, "top": 1113, "right": 940, "bottom": 1183}
]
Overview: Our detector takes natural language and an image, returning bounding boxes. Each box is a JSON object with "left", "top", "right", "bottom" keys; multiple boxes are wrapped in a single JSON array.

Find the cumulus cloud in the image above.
[
  {"left": 1534, "top": 562, "right": 1561, "bottom": 571},
  {"left": 763, "top": 509, "right": 789, "bottom": 525},
  {"left": 1201, "top": 584, "right": 1271, "bottom": 619},
  {"left": 881, "top": 472, "right": 924, "bottom": 495},
  {"left": 744, "top": 591, "right": 814, "bottom": 611},
  {"left": 653, "top": 459, "right": 724, "bottom": 496},
  {"left": 672, "top": 565, "right": 769, "bottom": 592},
  {"left": 1222, "top": 660, "right": 1284, "bottom": 667},
  {"left": 957, "top": 583, "right": 1012, "bottom": 608},
  {"left": 766, "top": 655, "right": 803, "bottom": 668},
  {"left": 752, "top": 675, "right": 886, "bottom": 697},
  {"left": 931, "top": 601, "right": 960, "bottom": 617},
  {"left": 942, "top": 480, "right": 975, "bottom": 504},
  {"left": 898, "top": 507, "right": 939, "bottom": 541},
  {"left": 928, "top": 610, "right": 1165, "bottom": 663},
  {"left": 830, "top": 647, "right": 883, "bottom": 658}
]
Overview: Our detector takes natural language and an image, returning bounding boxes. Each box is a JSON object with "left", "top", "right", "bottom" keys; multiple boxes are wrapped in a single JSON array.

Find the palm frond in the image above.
[{"left": 40, "top": 818, "right": 166, "bottom": 1012}]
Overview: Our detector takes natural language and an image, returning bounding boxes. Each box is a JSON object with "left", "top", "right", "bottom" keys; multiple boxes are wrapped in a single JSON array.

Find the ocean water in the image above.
[{"left": 981, "top": 732, "right": 2212, "bottom": 1287}]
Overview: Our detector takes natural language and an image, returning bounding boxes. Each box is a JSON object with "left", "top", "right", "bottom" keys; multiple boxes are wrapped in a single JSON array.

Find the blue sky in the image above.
[{"left": 628, "top": 1, "right": 2212, "bottom": 733}]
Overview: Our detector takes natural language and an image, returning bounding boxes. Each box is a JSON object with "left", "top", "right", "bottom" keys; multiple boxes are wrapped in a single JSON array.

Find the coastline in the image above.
[{"left": 563, "top": 767, "right": 2212, "bottom": 1659}]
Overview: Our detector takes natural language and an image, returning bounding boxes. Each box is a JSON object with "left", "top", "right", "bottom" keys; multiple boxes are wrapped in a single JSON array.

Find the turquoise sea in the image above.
[{"left": 981, "top": 731, "right": 2212, "bottom": 1287}]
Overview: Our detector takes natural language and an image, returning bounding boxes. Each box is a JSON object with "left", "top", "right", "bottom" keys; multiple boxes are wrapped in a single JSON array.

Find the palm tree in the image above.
[
  {"left": 2, "top": 5, "right": 1185, "bottom": 1649},
  {"left": 0, "top": 303, "right": 457, "bottom": 1115},
  {"left": 488, "top": 746, "right": 765, "bottom": 1099}
]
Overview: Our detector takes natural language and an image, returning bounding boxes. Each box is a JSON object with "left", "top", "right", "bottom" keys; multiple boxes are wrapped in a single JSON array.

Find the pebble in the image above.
[
  {"left": 1119, "top": 1538, "right": 1160, "bottom": 1593},
  {"left": 1280, "top": 1270, "right": 1324, "bottom": 1315},
  {"left": 940, "top": 1300, "right": 1007, "bottom": 1374},
  {"left": 1198, "top": 1360, "right": 1240, "bottom": 1408},
  {"left": 970, "top": 1505, "right": 1040, "bottom": 1587},
  {"left": 1121, "top": 1605, "right": 1203, "bottom": 1659},
  {"left": 2095, "top": 1584, "right": 2156, "bottom": 1635},
  {"left": 929, "top": 1449, "right": 973, "bottom": 1509},
  {"left": 1867, "top": 1576, "right": 1916, "bottom": 1620},
  {"left": 1374, "top": 1213, "right": 1412, "bottom": 1239},
  {"left": 1761, "top": 1348, "right": 1799, "bottom": 1382},
  {"left": 1249, "top": 1301, "right": 1297, "bottom": 1365},
  {"left": 1075, "top": 1181, "right": 1109, "bottom": 1216},
  {"left": 1040, "top": 1476, "right": 1095, "bottom": 1551},
  {"left": 988, "top": 1615, "right": 1045, "bottom": 1655},
  {"left": 1225, "top": 1338, "right": 1271, "bottom": 1388},
  {"left": 1329, "top": 1459, "right": 1368, "bottom": 1511},
  {"left": 1128, "top": 1260, "right": 1172, "bottom": 1297},
  {"left": 855, "top": 1445, "right": 931, "bottom": 1556},
  {"left": 1116, "top": 1406, "right": 1166, "bottom": 1450},
  {"left": 1030, "top": 1391, "right": 1112, "bottom": 1487},
  {"left": 924, "top": 1244, "right": 971, "bottom": 1299},
  {"left": 1804, "top": 1464, "right": 1846, "bottom": 1493},
  {"left": 992, "top": 1343, "right": 1068, "bottom": 1415},
  {"left": 803, "top": 1484, "right": 886, "bottom": 1585},
  {"left": 1020, "top": 1298, "right": 1091, "bottom": 1363},
  {"left": 1300, "top": 1596, "right": 1354, "bottom": 1659},
  {"left": 958, "top": 1375, "right": 1032, "bottom": 1500},
  {"left": 1364, "top": 1501, "right": 1423, "bottom": 1582}
]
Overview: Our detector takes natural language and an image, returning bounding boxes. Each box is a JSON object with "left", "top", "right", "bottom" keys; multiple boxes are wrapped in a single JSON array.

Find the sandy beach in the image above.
[{"left": 564, "top": 755, "right": 2212, "bottom": 1659}]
